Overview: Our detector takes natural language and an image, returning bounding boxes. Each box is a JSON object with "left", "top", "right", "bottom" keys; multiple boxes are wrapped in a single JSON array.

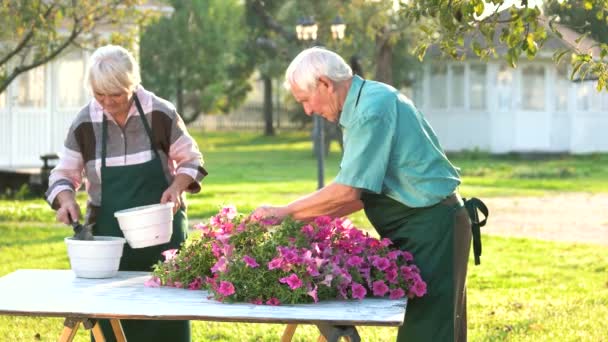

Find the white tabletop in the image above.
[{"left": 0, "top": 269, "right": 407, "bottom": 326}]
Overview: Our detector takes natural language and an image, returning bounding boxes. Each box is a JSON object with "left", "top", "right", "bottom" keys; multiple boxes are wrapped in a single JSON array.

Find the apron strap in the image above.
[
  {"left": 463, "top": 197, "right": 489, "bottom": 265},
  {"left": 101, "top": 93, "right": 161, "bottom": 168}
]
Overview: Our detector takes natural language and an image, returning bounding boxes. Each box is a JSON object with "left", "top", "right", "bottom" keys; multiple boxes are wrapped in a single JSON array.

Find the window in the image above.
[
  {"left": 430, "top": 64, "right": 447, "bottom": 109},
  {"left": 470, "top": 64, "right": 486, "bottom": 110},
  {"left": 16, "top": 65, "right": 46, "bottom": 107},
  {"left": 577, "top": 82, "right": 601, "bottom": 111},
  {"left": 522, "top": 65, "right": 545, "bottom": 111},
  {"left": 57, "top": 51, "right": 85, "bottom": 108},
  {"left": 555, "top": 63, "right": 569, "bottom": 111},
  {"left": 450, "top": 65, "right": 465, "bottom": 108},
  {"left": 496, "top": 64, "right": 513, "bottom": 111}
]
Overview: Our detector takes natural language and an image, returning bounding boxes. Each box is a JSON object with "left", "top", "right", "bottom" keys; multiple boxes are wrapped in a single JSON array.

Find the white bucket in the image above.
[
  {"left": 65, "top": 236, "right": 126, "bottom": 278},
  {"left": 114, "top": 202, "right": 174, "bottom": 249}
]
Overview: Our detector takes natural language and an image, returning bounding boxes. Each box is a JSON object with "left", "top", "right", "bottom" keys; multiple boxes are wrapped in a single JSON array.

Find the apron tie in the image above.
[{"left": 463, "top": 197, "right": 489, "bottom": 265}]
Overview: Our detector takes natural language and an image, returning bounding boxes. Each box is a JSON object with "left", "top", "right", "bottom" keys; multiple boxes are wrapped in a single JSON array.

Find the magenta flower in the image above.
[
  {"left": 188, "top": 277, "right": 203, "bottom": 290},
  {"left": 346, "top": 256, "right": 364, "bottom": 267},
  {"left": 372, "top": 257, "right": 390, "bottom": 271},
  {"left": 410, "top": 280, "right": 427, "bottom": 297},
  {"left": 385, "top": 267, "right": 398, "bottom": 283},
  {"left": 372, "top": 280, "right": 389, "bottom": 297},
  {"left": 401, "top": 251, "right": 414, "bottom": 261},
  {"left": 218, "top": 281, "right": 235, "bottom": 296},
  {"left": 387, "top": 250, "right": 401, "bottom": 260},
  {"left": 267, "top": 257, "right": 283, "bottom": 270},
  {"left": 389, "top": 288, "right": 405, "bottom": 299},
  {"left": 161, "top": 249, "right": 178, "bottom": 261},
  {"left": 351, "top": 283, "right": 367, "bottom": 300},
  {"left": 242, "top": 255, "right": 259, "bottom": 268},
  {"left": 266, "top": 298, "right": 281, "bottom": 306},
  {"left": 279, "top": 273, "right": 303, "bottom": 290}
]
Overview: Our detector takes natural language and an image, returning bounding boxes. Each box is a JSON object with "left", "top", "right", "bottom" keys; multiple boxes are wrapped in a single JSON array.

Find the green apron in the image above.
[
  {"left": 92, "top": 95, "right": 190, "bottom": 342},
  {"left": 361, "top": 192, "right": 471, "bottom": 342}
]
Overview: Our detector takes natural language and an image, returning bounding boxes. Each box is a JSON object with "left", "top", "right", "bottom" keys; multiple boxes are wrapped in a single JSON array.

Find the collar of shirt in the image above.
[
  {"left": 89, "top": 85, "right": 154, "bottom": 123},
  {"left": 339, "top": 75, "right": 365, "bottom": 129}
]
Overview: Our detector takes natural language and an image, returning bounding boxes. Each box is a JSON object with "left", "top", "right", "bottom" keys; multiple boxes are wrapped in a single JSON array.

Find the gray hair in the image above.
[
  {"left": 87, "top": 45, "right": 141, "bottom": 94},
  {"left": 284, "top": 47, "right": 352, "bottom": 91}
]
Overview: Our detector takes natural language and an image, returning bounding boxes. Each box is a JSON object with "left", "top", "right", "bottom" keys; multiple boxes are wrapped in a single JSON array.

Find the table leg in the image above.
[
  {"left": 91, "top": 321, "right": 106, "bottom": 342},
  {"left": 316, "top": 323, "right": 360, "bottom": 342},
  {"left": 59, "top": 318, "right": 81, "bottom": 342},
  {"left": 110, "top": 319, "right": 127, "bottom": 342},
  {"left": 281, "top": 324, "right": 298, "bottom": 342}
]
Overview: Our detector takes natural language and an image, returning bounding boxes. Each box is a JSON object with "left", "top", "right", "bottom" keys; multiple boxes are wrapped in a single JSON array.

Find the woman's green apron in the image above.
[
  {"left": 361, "top": 193, "right": 471, "bottom": 342},
  {"left": 93, "top": 95, "right": 190, "bottom": 342}
]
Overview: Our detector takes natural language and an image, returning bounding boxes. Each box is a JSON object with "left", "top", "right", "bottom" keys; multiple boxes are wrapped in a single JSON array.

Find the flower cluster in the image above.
[{"left": 148, "top": 206, "right": 427, "bottom": 305}]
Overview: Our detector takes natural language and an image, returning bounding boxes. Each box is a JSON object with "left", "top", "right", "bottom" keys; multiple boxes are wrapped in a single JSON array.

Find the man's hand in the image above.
[
  {"left": 251, "top": 205, "right": 289, "bottom": 222},
  {"left": 160, "top": 174, "right": 194, "bottom": 214},
  {"left": 55, "top": 191, "right": 80, "bottom": 224}
]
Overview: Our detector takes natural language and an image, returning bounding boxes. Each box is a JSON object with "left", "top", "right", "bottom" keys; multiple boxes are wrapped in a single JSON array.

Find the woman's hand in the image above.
[
  {"left": 161, "top": 174, "right": 194, "bottom": 214},
  {"left": 55, "top": 191, "right": 81, "bottom": 224}
]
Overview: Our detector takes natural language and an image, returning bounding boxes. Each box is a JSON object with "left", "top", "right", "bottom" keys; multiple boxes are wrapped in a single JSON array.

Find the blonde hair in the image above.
[
  {"left": 87, "top": 45, "right": 141, "bottom": 94},
  {"left": 284, "top": 47, "right": 352, "bottom": 91}
]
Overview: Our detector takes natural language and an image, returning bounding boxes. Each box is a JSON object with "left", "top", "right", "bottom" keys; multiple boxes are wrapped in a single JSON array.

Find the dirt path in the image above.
[{"left": 481, "top": 193, "right": 608, "bottom": 246}]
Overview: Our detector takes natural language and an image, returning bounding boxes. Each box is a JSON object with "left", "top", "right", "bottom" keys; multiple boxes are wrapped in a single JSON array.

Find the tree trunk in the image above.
[
  {"left": 374, "top": 29, "right": 393, "bottom": 85},
  {"left": 263, "top": 75, "right": 275, "bottom": 136}
]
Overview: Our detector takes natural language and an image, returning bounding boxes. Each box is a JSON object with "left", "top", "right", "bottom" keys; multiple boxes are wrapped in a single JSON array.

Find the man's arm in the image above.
[{"left": 253, "top": 182, "right": 362, "bottom": 221}]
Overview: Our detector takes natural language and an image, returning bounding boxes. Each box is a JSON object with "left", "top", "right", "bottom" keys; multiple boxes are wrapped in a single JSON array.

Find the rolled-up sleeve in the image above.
[
  {"left": 168, "top": 113, "right": 207, "bottom": 193},
  {"left": 45, "top": 142, "right": 84, "bottom": 209}
]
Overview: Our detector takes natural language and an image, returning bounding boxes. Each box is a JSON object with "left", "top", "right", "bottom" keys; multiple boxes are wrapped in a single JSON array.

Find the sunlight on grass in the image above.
[{"left": 1, "top": 131, "right": 608, "bottom": 341}]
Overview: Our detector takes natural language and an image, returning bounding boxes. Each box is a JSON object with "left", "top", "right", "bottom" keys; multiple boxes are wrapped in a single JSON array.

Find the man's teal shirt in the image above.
[{"left": 335, "top": 75, "right": 460, "bottom": 208}]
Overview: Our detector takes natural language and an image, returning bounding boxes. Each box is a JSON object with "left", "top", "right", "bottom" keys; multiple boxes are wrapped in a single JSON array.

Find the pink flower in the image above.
[
  {"left": 346, "top": 256, "right": 364, "bottom": 267},
  {"left": 161, "top": 249, "right": 178, "bottom": 261},
  {"left": 242, "top": 255, "right": 259, "bottom": 268},
  {"left": 211, "top": 257, "right": 227, "bottom": 273},
  {"left": 308, "top": 285, "right": 319, "bottom": 303},
  {"left": 389, "top": 288, "right": 405, "bottom": 299},
  {"left": 401, "top": 251, "right": 414, "bottom": 261},
  {"left": 351, "top": 283, "right": 367, "bottom": 300},
  {"left": 372, "top": 257, "right": 390, "bottom": 271},
  {"left": 410, "top": 280, "right": 427, "bottom": 297},
  {"left": 188, "top": 277, "right": 203, "bottom": 290},
  {"left": 372, "top": 280, "right": 389, "bottom": 297},
  {"left": 387, "top": 250, "right": 401, "bottom": 260},
  {"left": 279, "top": 274, "right": 303, "bottom": 290},
  {"left": 267, "top": 257, "right": 283, "bottom": 270},
  {"left": 218, "top": 281, "right": 235, "bottom": 296},
  {"left": 220, "top": 205, "right": 238, "bottom": 219},
  {"left": 385, "top": 267, "right": 398, "bottom": 283},
  {"left": 266, "top": 297, "right": 281, "bottom": 306},
  {"left": 144, "top": 276, "right": 161, "bottom": 288},
  {"left": 380, "top": 238, "right": 393, "bottom": 247}
]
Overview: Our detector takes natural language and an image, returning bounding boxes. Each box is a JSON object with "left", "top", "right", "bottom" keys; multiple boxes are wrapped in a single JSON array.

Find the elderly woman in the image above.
[{"left": 46, "top": 45, "right": 206, "bottom": 342}]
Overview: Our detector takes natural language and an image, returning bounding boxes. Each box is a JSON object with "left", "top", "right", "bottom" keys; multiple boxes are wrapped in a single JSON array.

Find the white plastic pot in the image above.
[
  {"left": 114, "top": 202, "right": 174, "bottom": 249},
  {"left": 65, "top": 236, "right": 126, "bottom": 279}
]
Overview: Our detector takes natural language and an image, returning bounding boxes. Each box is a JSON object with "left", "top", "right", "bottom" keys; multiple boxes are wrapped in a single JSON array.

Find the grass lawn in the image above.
[{"left": 1, "top": 130, "right": 607, "bottom": 341}]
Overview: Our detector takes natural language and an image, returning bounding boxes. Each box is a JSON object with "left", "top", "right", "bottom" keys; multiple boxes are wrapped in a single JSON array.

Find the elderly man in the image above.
[{"left": 253, "top": 47, "right": 476, "bottom": 341}]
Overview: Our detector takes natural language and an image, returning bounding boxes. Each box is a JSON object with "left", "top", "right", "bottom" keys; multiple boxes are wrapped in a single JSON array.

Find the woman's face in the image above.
[{"left": 93, "top": 89, "right": 132, "bottom": 117}]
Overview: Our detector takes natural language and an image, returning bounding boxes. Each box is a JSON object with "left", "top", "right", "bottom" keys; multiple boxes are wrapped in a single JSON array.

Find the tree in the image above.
[
  {"left": 0, "top": 0, "right": 149, "bottom": 94},
  {"left": 140, "top": 0, "right": 254, "bottom": 125},
  {"left": 401, "top": 0, "right": 608, "bottom": 90},
  {"left": 545, "top": 0, "right": 608, "bottom": 44}
]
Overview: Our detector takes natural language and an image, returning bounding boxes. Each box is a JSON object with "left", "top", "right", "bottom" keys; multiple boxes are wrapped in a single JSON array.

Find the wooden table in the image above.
[{"left": 0, "top": 270, "right": 407, "bottom": 342}]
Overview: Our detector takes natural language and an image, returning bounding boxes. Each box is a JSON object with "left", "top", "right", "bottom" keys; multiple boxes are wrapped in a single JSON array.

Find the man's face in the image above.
[{"left": 290, "top": 78, "right": 340, "bottom": 123}]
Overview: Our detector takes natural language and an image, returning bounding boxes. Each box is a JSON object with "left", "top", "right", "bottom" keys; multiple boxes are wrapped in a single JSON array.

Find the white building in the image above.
[{"left": 415, "top": 23, "right": 608, "bottom": 154}]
